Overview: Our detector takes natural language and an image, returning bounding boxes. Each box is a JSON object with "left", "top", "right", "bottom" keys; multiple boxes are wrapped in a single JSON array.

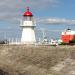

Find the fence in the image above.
[{"left": 0, "top": 28, "right": 62, "bottom": 44}]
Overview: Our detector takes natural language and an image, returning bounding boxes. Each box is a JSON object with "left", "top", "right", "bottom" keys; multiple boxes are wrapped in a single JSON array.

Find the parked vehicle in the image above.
[{"left": 0, "top": 40, "right": 9, "bottom": 44}]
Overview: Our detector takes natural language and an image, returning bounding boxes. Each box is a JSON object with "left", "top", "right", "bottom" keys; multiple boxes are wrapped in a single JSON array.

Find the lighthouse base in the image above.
[
  {"left": 21, "top": 28, "right": 36, "bottom": 44},
  {"left": 20, "top": 41, "right": 36, "bottom": 45}
]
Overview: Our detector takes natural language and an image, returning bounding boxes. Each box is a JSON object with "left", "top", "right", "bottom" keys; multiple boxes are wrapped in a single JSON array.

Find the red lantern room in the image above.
[
  {"left": 23, "top": 7, "right": 33, "bottom": 17},
  {"left": 23, "top": 7, "right": 33, "bottom": 21}
]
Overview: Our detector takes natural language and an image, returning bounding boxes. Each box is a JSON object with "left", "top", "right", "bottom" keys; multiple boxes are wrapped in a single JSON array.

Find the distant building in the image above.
[{"left": 61, "top": 28, "right": 75, "bottom": 43}]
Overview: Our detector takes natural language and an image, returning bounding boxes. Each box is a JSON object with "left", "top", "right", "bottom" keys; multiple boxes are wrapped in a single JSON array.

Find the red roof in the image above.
[{"left": 23, "top": 7, "right": 33, "bottom": 16}]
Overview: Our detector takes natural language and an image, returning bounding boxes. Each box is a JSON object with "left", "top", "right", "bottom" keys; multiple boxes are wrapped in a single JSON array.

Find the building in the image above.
[
  {"left": 61, "top": 28, "right": 75, "bottom": 43},
  {"left": 20, "top": 7, "right": 36, "bottom": 44}
]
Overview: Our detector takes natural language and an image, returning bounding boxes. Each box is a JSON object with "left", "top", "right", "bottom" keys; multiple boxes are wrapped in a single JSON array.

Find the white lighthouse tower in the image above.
[{"left": 20, "top": 7, "right": 36, "bottom": 44}]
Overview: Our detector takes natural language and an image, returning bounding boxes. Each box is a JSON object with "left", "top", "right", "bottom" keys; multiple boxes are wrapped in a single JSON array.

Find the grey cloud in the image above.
[
  {"left": 37, "top": 18, "right": 75, "bottom": 25},
  {"left": 0, "top": 0, "right": 59, "bottom": 24},
  {"left": 29, "top": 0, "right": 59, "bottom": 9}
]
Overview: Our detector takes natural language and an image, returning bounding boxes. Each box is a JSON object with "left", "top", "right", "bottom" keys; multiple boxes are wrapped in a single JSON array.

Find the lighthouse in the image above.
[{"left": 20, "top": 7, "right": 36, "bottom": 44}]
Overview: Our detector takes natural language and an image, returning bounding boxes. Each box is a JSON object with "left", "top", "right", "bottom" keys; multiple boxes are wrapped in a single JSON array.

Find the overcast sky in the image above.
[
  {"left": 0, "top": 0, "right": 75, "bottom": 39},
  {"left": 0, "top": 0, "right": 75, "bottom": 24},
  {"left": 0, "top": 0, "right": 59, "bottom": 23}
]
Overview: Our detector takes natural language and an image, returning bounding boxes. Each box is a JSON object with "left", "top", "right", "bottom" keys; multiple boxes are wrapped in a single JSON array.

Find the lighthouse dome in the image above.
[{"left": 23, "top": 7, "right": 33, "bottom": 16}]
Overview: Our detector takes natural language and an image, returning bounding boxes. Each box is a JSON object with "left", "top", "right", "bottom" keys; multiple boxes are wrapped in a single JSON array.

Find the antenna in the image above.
[
  {"left": 26, "top": 0, "right": 30, "bottom": 7},
  {"left": 40, "top": 28, "right": 46, "bottom": 41}
]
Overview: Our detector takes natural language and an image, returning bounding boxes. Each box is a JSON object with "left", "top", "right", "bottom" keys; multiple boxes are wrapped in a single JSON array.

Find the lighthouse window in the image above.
[{"left": 24, "top": 17, "right": 32, "bottom": 21}]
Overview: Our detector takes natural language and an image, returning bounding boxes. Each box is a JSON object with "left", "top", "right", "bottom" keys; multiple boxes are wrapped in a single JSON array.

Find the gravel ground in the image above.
[{"left": 0, "top": 45, "right": 75, "bottom": 75}]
